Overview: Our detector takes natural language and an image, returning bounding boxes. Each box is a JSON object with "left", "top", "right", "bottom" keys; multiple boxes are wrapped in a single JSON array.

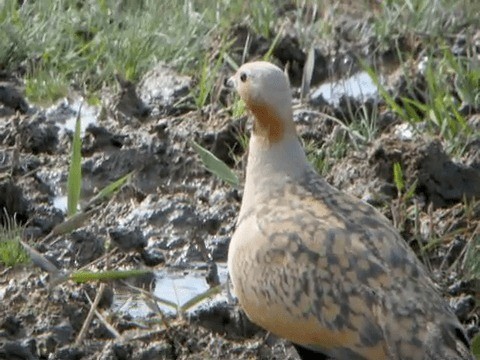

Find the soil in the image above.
[{"left": 0, "top": 5, "right": 479, "bottom": 360}]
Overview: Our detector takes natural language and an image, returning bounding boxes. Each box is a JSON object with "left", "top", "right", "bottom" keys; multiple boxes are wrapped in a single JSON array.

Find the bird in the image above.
[{"left": 225, "top": 61, "right": 474, "bottom": 360}]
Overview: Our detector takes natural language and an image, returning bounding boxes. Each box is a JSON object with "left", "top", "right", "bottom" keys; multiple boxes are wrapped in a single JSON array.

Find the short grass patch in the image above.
[
  {"left": 0, "top": 215, "right": 29, "bottom": 267},
  {"left": 0, "top": 0, "right": 279, "bottom": 104}
]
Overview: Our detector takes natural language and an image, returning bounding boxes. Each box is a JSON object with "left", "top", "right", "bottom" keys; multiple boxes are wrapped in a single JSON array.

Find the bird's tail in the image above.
[{"left": 424, "top": 321, "right": 474, "bottom": 360}]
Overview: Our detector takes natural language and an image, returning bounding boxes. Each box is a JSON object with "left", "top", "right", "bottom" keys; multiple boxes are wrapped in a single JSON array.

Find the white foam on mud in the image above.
[
  {"left": 46, "top": 96, "right": 98, "bottom": 135},
  {"left": 52, "top": 195, "right": 68, "bottom": 213},
  {"left": 311, "top": 71, "right": 380, "bottom": 105}
]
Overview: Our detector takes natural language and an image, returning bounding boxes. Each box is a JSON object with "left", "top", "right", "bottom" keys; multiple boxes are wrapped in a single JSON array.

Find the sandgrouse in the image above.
[{"left": 226, "top": 61, "right": 474, "bottom": 360}]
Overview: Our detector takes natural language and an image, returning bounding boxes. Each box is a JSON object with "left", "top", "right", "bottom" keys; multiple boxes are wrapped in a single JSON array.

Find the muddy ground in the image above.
[{"left": 0, "top": 5, "right": 480, "bottom": 360}]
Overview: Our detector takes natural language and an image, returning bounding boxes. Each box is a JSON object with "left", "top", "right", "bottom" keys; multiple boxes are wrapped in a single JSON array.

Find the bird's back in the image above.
[{"left": 230, "top": 166, "right": 472, "bottom": 360}]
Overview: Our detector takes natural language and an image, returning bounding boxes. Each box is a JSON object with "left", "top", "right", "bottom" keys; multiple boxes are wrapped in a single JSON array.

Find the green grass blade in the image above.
[
  {"left": 87, "top": 172, "right": 133, "bottom": 208},
  {"left": 472, "top": 332, "right": 480, "bottom": 359},
  {"left": 70, "top": 269, "right": 151, "bottom": 283},
  {"left": 393, "top": 162, "right": 405, "bottom": 194},
  {"left": 404, "top": 179, "right": 418, "bottom": 201},
  {"left": 50, "top": 210, "right": 94, "bottom": 237},
  {"left": 180, "top": 285, "right": 222, "bottom": 312},
  {"left": 301, "top": 46, "right": 315, "bottom": 101},
  {"left": 363, "top": 64, "right": 411, "bottom": 122},
  {"left": 263, "top": 23, "right": 284, "bottom": 62},
  {"left": 195, "top": 56, "right": 210, "bottom": 109},
  {"left": 67, "top": 112, "right": 82, "bottom": 216},
  {"left": 464, "top": 234, "right": 480, "bottom": 281},
  {"left": 232, "top": 98, "right": 246, "bottom": 118},
  {"left": 191, "top": 140, "right": 239, "bottom": 187},
  {"left": 194, "top": 37, "right": 234, "bottom": 109},
  {"left": 149, "top": 294, "right": 179, "bottom": 311},
  {"left": 401, "top": 97, "right": 427, "bottom": 123}
]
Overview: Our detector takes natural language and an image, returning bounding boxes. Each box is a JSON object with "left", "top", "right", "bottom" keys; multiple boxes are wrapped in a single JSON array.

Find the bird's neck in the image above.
[
  {"left": 239, "top": 131, "right": 309, "bottom": 219},
  {"left": 247, "top": 130, "right": 307, "bottom": 172},
  {"left": 247, "top": 100, "right": 296, "bottom": 143}
]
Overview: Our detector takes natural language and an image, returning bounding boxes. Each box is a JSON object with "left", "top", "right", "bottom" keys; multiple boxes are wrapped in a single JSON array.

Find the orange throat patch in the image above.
[{"left": 247, "top": 102, "right": 284, "bottom": 143}]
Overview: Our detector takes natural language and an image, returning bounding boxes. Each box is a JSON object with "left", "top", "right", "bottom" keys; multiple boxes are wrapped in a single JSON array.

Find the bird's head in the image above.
[{"left": 226, "top": 61, "right": 295, "bottom": 144}]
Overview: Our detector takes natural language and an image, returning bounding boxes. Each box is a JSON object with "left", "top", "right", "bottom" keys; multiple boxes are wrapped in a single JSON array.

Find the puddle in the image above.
[
  {"left": 311, "top": 71, "right": 381, "bottom": 105},
  {"left": 112, "top": 264, "right": 229, "bottom": 318},
  {"left": 46, "top": 96, "right": 98, "bottom": 135}
]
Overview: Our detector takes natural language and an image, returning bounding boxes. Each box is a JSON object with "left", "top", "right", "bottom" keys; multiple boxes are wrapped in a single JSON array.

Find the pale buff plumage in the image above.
[{"left": 226, "top": 61, "right": 473, "bottom": 360}]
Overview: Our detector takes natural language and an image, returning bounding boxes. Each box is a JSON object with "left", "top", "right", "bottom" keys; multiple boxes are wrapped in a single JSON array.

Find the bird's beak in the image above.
[{"left": 224, "top": 76, "right": 236, "bottom": 89}]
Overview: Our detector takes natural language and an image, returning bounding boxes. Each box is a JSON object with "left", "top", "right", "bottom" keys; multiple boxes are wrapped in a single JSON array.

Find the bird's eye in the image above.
[{"left": 240, "top": 72, "right": 247, "bottom": 82}]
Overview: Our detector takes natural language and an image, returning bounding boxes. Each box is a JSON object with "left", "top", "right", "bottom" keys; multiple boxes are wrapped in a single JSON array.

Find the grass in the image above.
[
  {"left": 421, "top": 50, "right": 476, "bottom": 155},
  {"left": 473, "top": 330, "right": 480, "bottom": 359},
  {"left": 38, "top": 113, "right": 134, "bottom": 244},
  {"left": 365, "top": 46, "right": 476, "bottom": 157},
  {"left": 1, "top": 0, "right": 198, "bottom": 101},
  {"left": 194, "top": 39, "right": 234, "bottom": 109},
  {"left": 67, "top": 111, "right": 82, "bottom": 216},
  {"left": 0, "top": 0, "right": 280, "bottom": 104},
  {"left": 191, "top": 141, "right": 239, "bottom": 187},
  {"left": 391, "top": 162, "right": 418, "bottom": 232},
  {"left": 2, "top": 0, "right": 479, "bottom": 155},
  {"left": 70, "top": 269, "right": 151, "bottom": 283},
  {"left": 463, "top": 232, "right": 480, "bottom": 280},
  {"left": 303, "top": 0, "right": 479, "bottom": 159},
  {"left": 372, "top": 0, "right": 480, "bottom": 43},
  {"left": 0, "top": 214, "right": 29, "bottom": 267},
  {"left": 305, "top": 132, "right": 349, "bottom": 176}
]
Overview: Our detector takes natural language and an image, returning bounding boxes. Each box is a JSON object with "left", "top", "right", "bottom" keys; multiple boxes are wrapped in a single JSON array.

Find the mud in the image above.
[{"left": 0, "top": 5, "right": 479, "bottom": 360}]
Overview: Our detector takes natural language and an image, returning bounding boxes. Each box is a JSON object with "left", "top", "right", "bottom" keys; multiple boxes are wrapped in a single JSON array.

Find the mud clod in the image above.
[
  {"left": 0, "top": 179, "right": 29, "bottom": 224},
  {"left": 0, "top": 83, "right": 29, "bottom": 114},
  {"left": 109, "top": 226, "right": 147, "bottom": 253},
  {"left": 330, "top": 135, "right": 480, "bottom": 208},
  {"left": 17, "top": 115, "right": 59, "bottom": 155}
]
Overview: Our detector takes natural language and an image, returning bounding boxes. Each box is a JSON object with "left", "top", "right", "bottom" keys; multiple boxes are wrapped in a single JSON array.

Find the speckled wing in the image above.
[{"left": 230, "top": 168, "right": 472, "bottom": 360}]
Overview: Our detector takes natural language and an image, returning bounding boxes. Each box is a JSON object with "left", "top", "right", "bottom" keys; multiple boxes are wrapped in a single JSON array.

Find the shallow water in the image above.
[{"left": 113, "top": 264, "right": 229, "bottom": 318}]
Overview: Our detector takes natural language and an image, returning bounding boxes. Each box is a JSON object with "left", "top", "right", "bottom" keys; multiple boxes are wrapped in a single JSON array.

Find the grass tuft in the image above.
[
  {"left": 0, "top": 0, "right": 281, "bottom": 104},
  {"left": 366, "top": 46, "right": 475, "bottom": 157},
  {"left": 0, "top": 214, "right": 29, "bottom": 267}
]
